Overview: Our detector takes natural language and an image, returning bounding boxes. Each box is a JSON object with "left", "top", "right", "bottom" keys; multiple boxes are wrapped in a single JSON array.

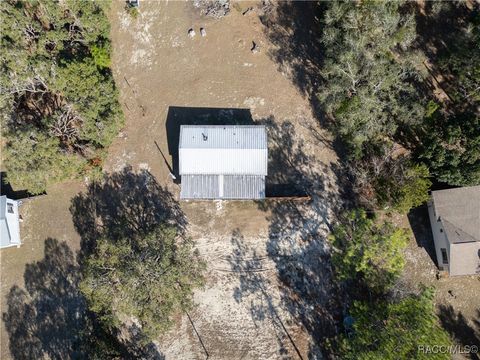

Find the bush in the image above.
[
  {"left": 80, "top": 224, "right": 206, "bottom": 340},
  {"left": 336, "top": 288, "right": 453, "bottom": 360},
  {"left": 351, "top": 143, "right": 432, "bottom": 213},
  {"left": 1, "top": 0, "right": 123, "bottom": 193},
  {"left": 4, "top": 130, "right": 86, "bottom": 194},
  {"left": 329, "top": 209, "right": 408, "bottom": 293}
]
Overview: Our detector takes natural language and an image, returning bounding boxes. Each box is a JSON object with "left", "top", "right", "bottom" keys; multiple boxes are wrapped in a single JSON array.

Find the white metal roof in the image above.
[
  {"left": 179, "top": 125, "right": 268, "bottom": 175},
  {"left": 180, "top": 125, "right": 267, "bottom": 149}
]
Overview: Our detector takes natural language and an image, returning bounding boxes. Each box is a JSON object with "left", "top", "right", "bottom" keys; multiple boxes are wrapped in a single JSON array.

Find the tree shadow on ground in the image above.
[
  {"left": 2, "top": 238, "right": 164, "bottom": 359},
  {"left": 407, "top": 205, "right": 438, "bottom": 267},
  {"left": 413, "top": 2, "right": 479, "bottom": 111},
  {"left": 260, "top": 2, "right": 326, "bottom": 127},
  {"left": 438, "top": 305, "right": 480, "bottom": 360},
  {"left": 229, "top": 119, "right": 347, "bottom": 359},
  {"left": 414, "top": 2, "right": 476, "bottom": 61},
  {"left": 70, "top": 165, "right": 186, "bottom": 265}
]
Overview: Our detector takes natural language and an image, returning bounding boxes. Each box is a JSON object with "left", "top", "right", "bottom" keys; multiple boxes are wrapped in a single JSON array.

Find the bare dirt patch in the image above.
[
  {"left": 106, "top": 1, "right": 341, "bottom": 358},
  {"left": 0, "top": 181, "right": 85, "bottom": 359}
]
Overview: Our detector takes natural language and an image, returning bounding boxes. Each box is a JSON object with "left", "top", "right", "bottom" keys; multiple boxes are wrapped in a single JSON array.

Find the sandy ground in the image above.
[
  {"left": 1, "top": 1, "right": 478, "bottom": 359},
  {"left": 0, "top": 182, "right": 85, "bottom": 359},
  {"left": 106, "top": 1, "right": 340, "bottom": 358}
]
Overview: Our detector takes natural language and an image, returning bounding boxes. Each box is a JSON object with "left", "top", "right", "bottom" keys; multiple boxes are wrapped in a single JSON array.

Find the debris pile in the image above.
[{"left": 193, "top": 0, "right": 230, "bottom": 18}]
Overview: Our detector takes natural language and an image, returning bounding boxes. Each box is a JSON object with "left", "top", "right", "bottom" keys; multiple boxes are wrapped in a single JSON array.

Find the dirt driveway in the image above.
[{"left": 106, "top": 1, "right": 340, "bottom": 358}]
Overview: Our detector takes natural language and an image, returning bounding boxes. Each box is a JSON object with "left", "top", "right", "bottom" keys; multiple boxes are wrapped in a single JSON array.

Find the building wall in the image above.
[
  {"left": 427, "top": 200, "right": 449, "bottom": 271},
  {"left": 449, "top": 242, "right": 480, "bottom": 276},
  {"left": 0, "top": 198, "right": 20, "bottom": 248}
]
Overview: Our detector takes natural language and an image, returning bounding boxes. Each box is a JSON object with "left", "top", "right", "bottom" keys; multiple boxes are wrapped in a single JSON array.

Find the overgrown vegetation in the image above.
[
  {"left": 319, "top": 1, "right": 424, "bottom": 159},
  {"left": 329, "top": 208, "right": 453, "bottom": 354},
  {"left": 335, "top": 288, "right": 453, "bottom": 359},
  {"left": 319, "top": 1, "right": 479, "bottom": 212},
  {"left": 329, "top": 209, "right": 408, "bottom": 293},
  {"left": 1, "top": 0, "right": 123, "bottom": 194},
  {"left": 80, "top": 224, "right": 206, "bottom": 341},
  {"left": 317, "top": 1, "right": 476, "bottom": 354}
]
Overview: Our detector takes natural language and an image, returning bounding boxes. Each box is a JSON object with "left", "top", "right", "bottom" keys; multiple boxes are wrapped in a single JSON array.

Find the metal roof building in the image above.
[{"left": 179, "top": 125, "right": 267, "bottom": 199}]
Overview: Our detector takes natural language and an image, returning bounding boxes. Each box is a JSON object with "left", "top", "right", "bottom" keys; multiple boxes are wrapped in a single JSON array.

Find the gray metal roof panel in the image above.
[
  {"left": 180, "top": 175, "right": 265, "bottom": 200},
  {"left": 180, "top": 175, "right": 219, "bottom": 199}
]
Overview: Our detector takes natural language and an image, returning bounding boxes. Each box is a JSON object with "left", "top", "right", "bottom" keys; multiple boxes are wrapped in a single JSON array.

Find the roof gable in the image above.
[{"left": 432, "top": 185, "right": 480, "bottom": 243}]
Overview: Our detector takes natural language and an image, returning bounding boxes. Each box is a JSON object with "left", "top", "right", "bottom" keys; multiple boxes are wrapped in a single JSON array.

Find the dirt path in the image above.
[{"left": 107, "top": 1, "right": 340, "bottom": 358}]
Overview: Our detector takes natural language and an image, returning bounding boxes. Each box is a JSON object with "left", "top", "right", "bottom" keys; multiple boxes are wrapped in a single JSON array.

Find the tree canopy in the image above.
[
  {"left": 1, "top": 0, "right": 123, "bottom": 193},
  {"left": 319, "top": 1, "right": 424, "bottom": 159},
  {"left": 337, "top": 288, "right": 453, "bottom": 360},
  {"left": 419, "top": 105, "right": 480, "bottom": 186},
  {"left": 329, "top": 209, "right": 408, "bottom": 293},
  {"left": 80, "top": 224, "right": 206, "bottom": 341}
]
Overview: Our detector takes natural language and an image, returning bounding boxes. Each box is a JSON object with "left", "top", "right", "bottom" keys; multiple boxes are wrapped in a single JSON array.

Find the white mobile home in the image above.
[{"left": 0, "top": 196, "right": 21, "bottom": 249}]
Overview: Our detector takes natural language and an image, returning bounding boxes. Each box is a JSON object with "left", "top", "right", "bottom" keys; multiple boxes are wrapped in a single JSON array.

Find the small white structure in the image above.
[
  {"left": 0, "top": 196, "right": 21, "bottom": 249},
  {"left": 179, "top": 125, "right": 268, "bottom": 200},
  {"left": 428, "top": 186, "right": 480, "bottom": 276}
]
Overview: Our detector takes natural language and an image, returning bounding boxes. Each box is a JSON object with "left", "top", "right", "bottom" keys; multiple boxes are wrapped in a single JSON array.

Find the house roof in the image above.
[
  {"left": 180, "top": 125, "right": 267, "bottom": 149},
  {"left": 179, "top": 125, "right": 268, "bottom": 176},
  {"left": 432, "top": 185, "right": 480, "bottom": 244}
]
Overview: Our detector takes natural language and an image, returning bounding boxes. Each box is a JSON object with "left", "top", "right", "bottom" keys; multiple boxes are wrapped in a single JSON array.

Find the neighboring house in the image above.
[
  {"left": 427, "top": 186, "right": 480, "bottom": 276},
  {"left": 179, "top": 125, "right": 267, "bottom": 200},
  {"left": 0, "top": 195, "right": 21, "bottom": 249}
]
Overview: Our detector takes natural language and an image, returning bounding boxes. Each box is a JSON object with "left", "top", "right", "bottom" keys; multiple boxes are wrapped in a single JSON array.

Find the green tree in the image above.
[
  {"left": 336, "top": 288, "right": 453, "bottom": 360},
  {"left": 329, "top": 209, "right": 408, "bottom": 292},
  {"left": 353, "top": 145, "right": 432, "bottom": 213},
  {"left": 318, "top": 1, "right": 425, "bottom": 158},
  {"left": 0, "top": 0, "right": 122, "bottom": 193},
  {"left": 419, "top": 105, "right": 480, "bottom": 186},
  {"left": 80, "top": 225, "right": 206, "bottom": 341},
  {"left": 3, "top": 130, "right": 86, "bottom": 194}
]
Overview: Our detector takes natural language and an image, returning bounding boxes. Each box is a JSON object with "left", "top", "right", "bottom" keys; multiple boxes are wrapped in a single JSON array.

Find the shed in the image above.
[
  {"left": 0, "top": 196, "right": 21, "bottom": 249},
  {"left": 179, "top": 125, "right": 267, "bottom": 199}
]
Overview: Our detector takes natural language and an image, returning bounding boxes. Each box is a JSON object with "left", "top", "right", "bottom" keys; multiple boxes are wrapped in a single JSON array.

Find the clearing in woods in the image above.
[{"left": 1, "top": 2, "right": 478, "bottom": 360}]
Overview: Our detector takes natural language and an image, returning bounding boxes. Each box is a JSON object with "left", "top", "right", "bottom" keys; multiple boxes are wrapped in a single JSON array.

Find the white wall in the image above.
[
  {"left": 427, "top": 200, "right": 449, "bottom": 271},
  {"left": 449, "top": 241, "right": 480, "bottom": 276}
]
